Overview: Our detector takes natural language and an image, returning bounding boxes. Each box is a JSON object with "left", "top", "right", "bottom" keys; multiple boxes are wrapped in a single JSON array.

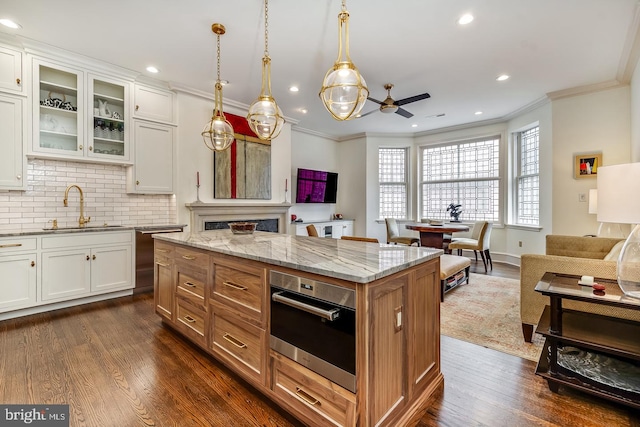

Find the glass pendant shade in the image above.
[
  {"left": 597, "top": 162, "right": 640, "bottom": 299},
  {"left": 247, "top": 57, "right": 284, "bottom": 140},
  {"left": 320, "top": 3, "right": 368, "bottom": 121},
  {"left": 202, "top": 23, "right": 234, "bottom": 152}
]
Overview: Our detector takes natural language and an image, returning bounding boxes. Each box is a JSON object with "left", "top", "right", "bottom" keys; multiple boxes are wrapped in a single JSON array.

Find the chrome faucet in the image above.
[{"left": 64, "top": 184, "right": 91, "bottom": 228}]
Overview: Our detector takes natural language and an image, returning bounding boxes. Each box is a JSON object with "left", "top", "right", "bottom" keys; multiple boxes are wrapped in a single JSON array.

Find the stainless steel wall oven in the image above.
[{"left": 270, "top": 271, "right": 356, "bottom": 392}]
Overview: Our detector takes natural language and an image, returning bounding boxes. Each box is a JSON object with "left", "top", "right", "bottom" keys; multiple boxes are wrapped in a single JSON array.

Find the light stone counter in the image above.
[{"left": 153, "top": 230, "right": 443, "bottom": 283}]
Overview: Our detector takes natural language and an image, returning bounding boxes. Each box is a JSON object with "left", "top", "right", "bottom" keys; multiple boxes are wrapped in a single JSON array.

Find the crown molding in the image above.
[
  {"left": 290, "top": 125, "right": 338, "bottom": 140},
  {"left": 502, "top": 96, "right": 550, "bottom": 120},
  {"left": 546, "top": 80, "right": 626, "bottom": 100},
  {"left": 617, "top": 1, "right": 640, "bottom": 83}
]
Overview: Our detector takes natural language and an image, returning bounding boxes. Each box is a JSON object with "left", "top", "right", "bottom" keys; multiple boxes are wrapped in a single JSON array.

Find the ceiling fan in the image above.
[{"left": 362, "top": 83, "right": 431, "bottom": 118}]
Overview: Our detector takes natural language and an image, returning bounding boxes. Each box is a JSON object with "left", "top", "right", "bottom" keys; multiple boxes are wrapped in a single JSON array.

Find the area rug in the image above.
[{"left": 440, "top": 273, "right": 545, "bottom": 362}]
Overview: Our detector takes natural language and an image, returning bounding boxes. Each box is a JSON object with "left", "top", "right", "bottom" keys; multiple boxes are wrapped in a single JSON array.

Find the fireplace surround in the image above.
[{"left": 185, "top": 202, "right": 291, "bottom": 234}]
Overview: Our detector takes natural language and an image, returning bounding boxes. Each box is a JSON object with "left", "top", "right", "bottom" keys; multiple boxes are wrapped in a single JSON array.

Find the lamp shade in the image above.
[
  {"left": 588, "top": 189, "right": 598, "bottom": 214},
  {"left": 597, "top": 163, "right": 640, "bottom": 224}
]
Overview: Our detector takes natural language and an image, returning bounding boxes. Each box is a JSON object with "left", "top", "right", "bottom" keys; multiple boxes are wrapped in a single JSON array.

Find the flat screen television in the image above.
[{"left": 295, "top": 168, "right": 338, "bottom": 203}]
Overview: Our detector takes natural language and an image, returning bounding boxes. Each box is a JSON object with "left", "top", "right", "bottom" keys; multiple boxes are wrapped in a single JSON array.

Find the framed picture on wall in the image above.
[{"left": 574, "top": 153, "right": 602, "bottom": 179}]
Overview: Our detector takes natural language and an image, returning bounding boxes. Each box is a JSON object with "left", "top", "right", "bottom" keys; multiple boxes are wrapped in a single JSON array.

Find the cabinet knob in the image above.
[
  {"left": 89, "top": 146, "right": 93, "bottom": 151},
  {"left": 31, "top": 261, "right": 35, "bottom": 267},
  {"left": 16, "top": 78, "right": 20, "bottom": 85},
  {"left": 135, "top": 105, "right": 139, "bottom": 111},
  {"left": 16, "top": 174, "right": 21, "bottom": 180},
  {"left": 79, "top": 145, "right": 83, "bottom": 150},
  {"left": 86, "top": 255, "right": 90, "bottom": 261},
  {"left": 136, "top": 180, "right": 140, "bottom": 185},
  {"left": 92, "top": 254, "right": 96, "bottom": 260}
]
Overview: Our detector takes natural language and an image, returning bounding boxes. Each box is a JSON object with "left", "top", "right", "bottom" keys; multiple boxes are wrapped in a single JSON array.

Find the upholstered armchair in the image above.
[{"left": 520, "top": 235, "right": 640, "bottom": 342}]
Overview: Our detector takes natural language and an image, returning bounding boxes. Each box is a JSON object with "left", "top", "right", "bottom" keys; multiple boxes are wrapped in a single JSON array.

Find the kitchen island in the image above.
[{"left": 153, "top": 230, "right": 443, "bottom": 427}]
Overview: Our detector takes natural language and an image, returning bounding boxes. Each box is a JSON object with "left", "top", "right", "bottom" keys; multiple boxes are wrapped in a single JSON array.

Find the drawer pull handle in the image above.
[
  {"left": 223, "top": 281, "right": 247, "bottom": 291},
  {"left": 156, "top": 249, "right": 169, "bottom": 253},
  {"left": 182, "top": 255, "right": 197, "bottom": 260},
  {"left": 156, "top": 262, "right": 170, "bottom": 267},
  {"left": 31, "top": 261, "right": 35, "bottom": 267},
  {"left": 295, "top": 387, "right": 320, "bottom": 406},
  {"left": 184, "top": 281, "right": 197, "bottom": 288},
  {"left": 183, "top": 315, "right": 196, "bottom": 323},
  {"left": 223, "top": 333, "right": 247, "bottom": 349},
  {"left": 0, "top": 243, "right": 22, "bottom": 248}
]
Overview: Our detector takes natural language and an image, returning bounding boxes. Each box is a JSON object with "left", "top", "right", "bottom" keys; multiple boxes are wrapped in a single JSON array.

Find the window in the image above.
[
  {"left": 420, "top": 137, "right": 500, "bottom": 222},
  {"left": 379, "top": 147, "right": 408, "bottom": 219},
  {"left": 514, "top": 126, "right": 539, "bottom": 225}
]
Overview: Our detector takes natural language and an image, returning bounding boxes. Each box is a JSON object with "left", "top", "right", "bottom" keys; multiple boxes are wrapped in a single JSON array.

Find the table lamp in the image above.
[
  {"left": 589, "top": 188, "right": 629, "bottom": 238},
  {"left": 597, "top": 162, "right": 640, "bottom": 298}
]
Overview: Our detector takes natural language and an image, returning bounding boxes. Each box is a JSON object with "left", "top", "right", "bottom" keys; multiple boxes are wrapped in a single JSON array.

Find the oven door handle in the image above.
[{"left": 272, "top": 291, "right": 340, "bottom": 321}]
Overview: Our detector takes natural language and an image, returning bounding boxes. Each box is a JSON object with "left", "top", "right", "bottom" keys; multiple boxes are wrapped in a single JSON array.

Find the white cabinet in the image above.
[
  {"left": 0, "top": 237, "right": 37, "bottom": 313},
  {"left": 31, "top": 57, "right": 84, "bottom": 158},
  {"left": 133, "top": 84, "right": 176, "bottom": 123},
  {"left": 126, "top": 120, "right": 174, "bottom": 194},
  {"left": 0, "top": 93, "right": 26, "bottom": 190},
  {"left": 87, "top": 73, "right": 131, "bottom": 161},
  {"left": 30, "top": 57, "right": 132, "bottom": 164},
  {"left": 0, "top": 45, "right": 23, "bottom": 94},
  {"left": 41, "top": 231, "right": 133, "bottom": 302},
  {"left": 294, "top": 220, "right": 354, "bottom": 238}
]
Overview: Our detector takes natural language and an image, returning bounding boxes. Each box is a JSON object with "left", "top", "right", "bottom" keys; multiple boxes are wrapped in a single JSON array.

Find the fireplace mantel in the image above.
[{"left": 185, "top": 202, "right": 291, "bottom": 234}]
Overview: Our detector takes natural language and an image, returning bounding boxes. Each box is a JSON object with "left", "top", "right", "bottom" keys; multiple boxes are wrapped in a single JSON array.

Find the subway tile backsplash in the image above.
[{"left": 0, "top": 159, "right": 177, "bottom": 232}]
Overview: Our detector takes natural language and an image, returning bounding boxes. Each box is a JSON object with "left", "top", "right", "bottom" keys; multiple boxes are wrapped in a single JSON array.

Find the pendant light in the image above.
[
  {"left": 202, "top": 23, "right": 234, "bottom": 152},
  {"left": 247, "top": 0, "right": 285, "bottom": 140},
  {"left": 319, "top": 0, "right": 368, "bottom": 121}
]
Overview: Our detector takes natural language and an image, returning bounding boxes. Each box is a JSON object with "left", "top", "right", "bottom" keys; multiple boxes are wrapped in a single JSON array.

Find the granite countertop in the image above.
[{"left": 154, "top": 230, "right": 442, "bottom": 283}]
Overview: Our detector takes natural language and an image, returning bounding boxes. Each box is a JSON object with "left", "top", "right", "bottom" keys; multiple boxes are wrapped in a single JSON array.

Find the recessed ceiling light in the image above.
[
  {"left": 411, "top": 124, "right": 418, "bottom": 128},
  {"left": 0, "top": 19, "right": 21, "bottom": 29},
  {"left": 299, "top": 108, "right": 308, "bottom": 114},
  {"left": 289, "top": 86, "right": 299, "bottom": 92},
  {"left": 458, "top": 14, "right": 474, "bottom": 25},
  {"left": 475, "top": 111, "right": 483, "bottom": 115},
  {"left": 146, "top": 66, "right": 159, "bottom": 73},
  {"left": 496, "top": 74, "right": 510, "bottom": 81}
]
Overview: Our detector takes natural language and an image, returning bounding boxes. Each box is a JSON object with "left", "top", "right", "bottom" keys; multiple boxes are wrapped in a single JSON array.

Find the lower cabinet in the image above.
[
  {"left": 0, "top": 237, "right": 37, "bottom": 312},
  {"left": 293, "top": 220, "right": 354, "bottom": 238},
  {"left": 0, "top": 231, "right": 135, "bottom": 320}
]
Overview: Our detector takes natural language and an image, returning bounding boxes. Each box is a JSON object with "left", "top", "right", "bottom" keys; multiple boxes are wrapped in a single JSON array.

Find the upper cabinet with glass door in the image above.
[
  {"left": 88, "top": 74, "right": 130, "bottom": 161},
  {"left": 32, "top": 58, "right": 84, "bottom": 158}
]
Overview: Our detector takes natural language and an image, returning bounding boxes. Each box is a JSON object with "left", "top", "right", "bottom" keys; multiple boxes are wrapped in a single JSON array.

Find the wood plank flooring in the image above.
[{"left": 0, "top": 262, "right": 639, "bottom": 426}]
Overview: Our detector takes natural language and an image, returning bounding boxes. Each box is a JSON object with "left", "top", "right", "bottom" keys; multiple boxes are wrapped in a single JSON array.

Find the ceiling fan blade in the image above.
[
  {"left": 395, "top": 108, "right": 413, "bottom": 118},
  {"left": 367, "top": 97, "right": 385, "bottom": 106},
  {"left": 359, "top": 109, "right": 378, "bottom": 118},
  {"left": 395, "top": 92, "right": 431, "bottom": 106}
]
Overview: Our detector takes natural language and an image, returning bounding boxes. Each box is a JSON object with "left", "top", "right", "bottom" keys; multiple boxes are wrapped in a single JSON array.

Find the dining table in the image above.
[{"left": 405, "top": 222, "right": 470, "bottom": 250}]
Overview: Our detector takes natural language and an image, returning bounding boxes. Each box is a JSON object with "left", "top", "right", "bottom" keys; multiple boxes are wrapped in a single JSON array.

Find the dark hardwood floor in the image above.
[{"left": 0, "top": 262, "right": 638, "bottom": 426}]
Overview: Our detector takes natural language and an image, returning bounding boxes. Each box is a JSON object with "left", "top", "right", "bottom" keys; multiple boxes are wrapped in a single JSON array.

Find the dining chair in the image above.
[
  {"left": 341, "top": 236, "right": 379, "bottom": 243},
  {"left": 306, "top": 224, "right": 319, "bottom": 237},
  {"left": 385, "top": 218, "right": 420, "bottom": 246},
  {"left": 448, "top": 222, "right": 492, "bottom": 272}
]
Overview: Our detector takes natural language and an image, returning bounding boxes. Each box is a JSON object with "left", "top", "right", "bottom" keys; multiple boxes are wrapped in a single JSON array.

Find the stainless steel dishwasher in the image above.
[{"left": 135, "top": 225, "right": 185, "bottom": 293}]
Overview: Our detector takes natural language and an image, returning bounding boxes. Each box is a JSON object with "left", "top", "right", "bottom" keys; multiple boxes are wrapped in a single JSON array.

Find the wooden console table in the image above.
[{"left": 534, "top": 272, "right": 640, "bottom": 409}]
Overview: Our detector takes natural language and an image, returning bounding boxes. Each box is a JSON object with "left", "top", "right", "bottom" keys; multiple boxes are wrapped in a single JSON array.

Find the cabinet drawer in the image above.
[
  {"left": 213, "top": 258, "right": 264, "bottom": 321},
  {"left": 175, "top": 297, "right": 206, "bottom": 345},
  {"left": 271, "top": 352, "right": 355, "bottom": 427},
  {"left": 175, "top": 246, "right": 210, "bottom": 266},
  {"left": 176, "top": 265, "right": 206, "bottom": 306},
  {"left": 154, "top": 240, "right": 174, "bottom": 258},
  {"left": 0, "top": 238, "right": 37, "bottom": 254},
  {"left": 210, "top": 304, "right": 265, "bottom": 383}
]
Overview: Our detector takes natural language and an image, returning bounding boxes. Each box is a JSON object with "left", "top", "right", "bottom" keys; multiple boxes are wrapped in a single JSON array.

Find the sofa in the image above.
[{"left": 520, "top": 234, "right": 640, "bottom": 342}]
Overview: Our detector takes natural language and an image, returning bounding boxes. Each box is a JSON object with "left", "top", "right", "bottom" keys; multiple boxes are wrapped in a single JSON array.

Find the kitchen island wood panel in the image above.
[{"left": 153, "top": 230, "right": 443, "bottom": 426}]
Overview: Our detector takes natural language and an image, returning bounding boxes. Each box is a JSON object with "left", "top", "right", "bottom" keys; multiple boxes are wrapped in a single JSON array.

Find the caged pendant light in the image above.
[
  {"left": 319, "top": 0, "right": 368, "bottom": 121},
  {"left": 202, "top": 23, "right": 235, "bottom": 152},
  {"left": 247, "top": 0, "right": 285, "bottom": 140}
]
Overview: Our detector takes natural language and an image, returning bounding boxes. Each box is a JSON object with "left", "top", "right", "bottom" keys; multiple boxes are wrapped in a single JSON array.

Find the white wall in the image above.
[
  {"left": 289, "top": 129, "right": 339, "bottom": 223},
  {"left": 174, "top": 91, "right": 292, "bottom": 228},
  {"left": 551, "top": 86, "right": 631, "bottom": 236},
  {"left": 336, "top": 136, "right": 367, "bottom": 236},
  {"left": 631, "top": 57, "right": 640, "bottom": 162}
]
